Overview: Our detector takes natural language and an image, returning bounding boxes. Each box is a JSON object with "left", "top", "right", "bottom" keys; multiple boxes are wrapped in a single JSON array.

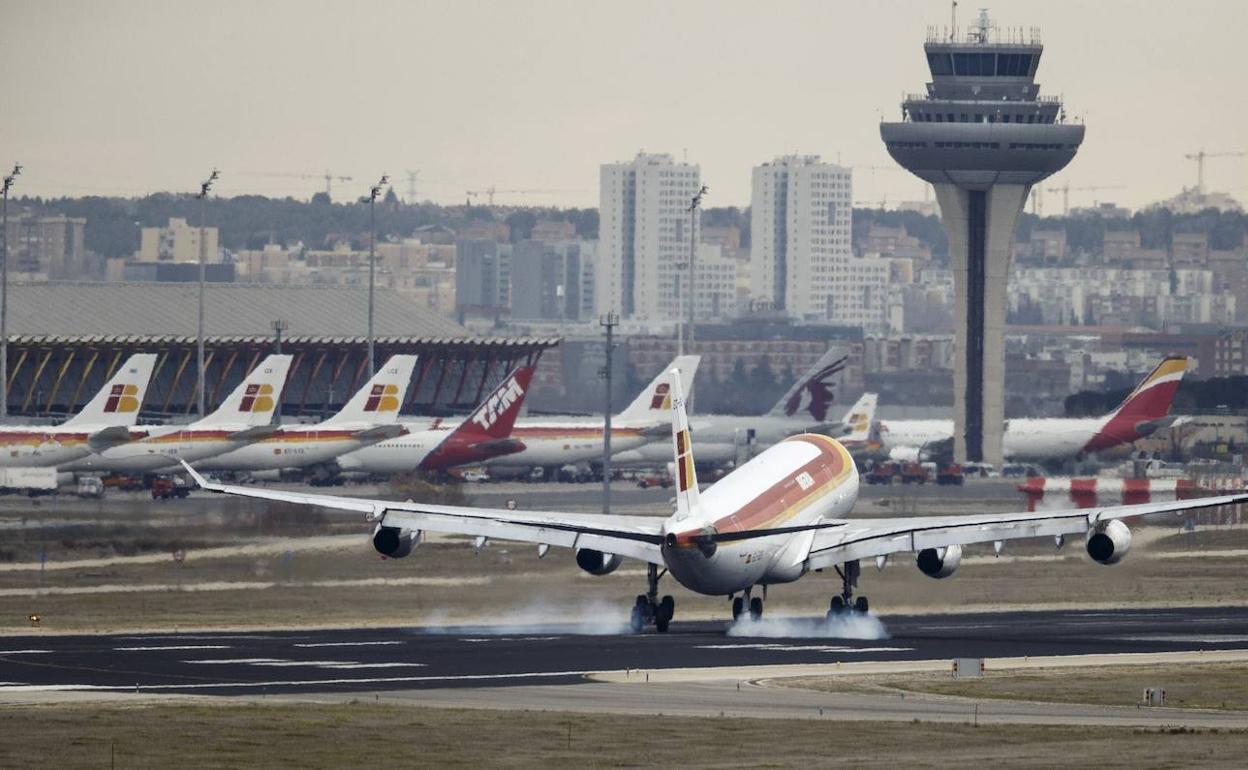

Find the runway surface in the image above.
[{"left": 4, "top": 606, "right": 1248, "bottom": 696}]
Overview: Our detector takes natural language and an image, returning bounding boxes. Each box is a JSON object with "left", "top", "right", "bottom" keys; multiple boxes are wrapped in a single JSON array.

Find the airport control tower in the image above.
[{"left": 880, "top": 9, "right": 1083, "bottom": 465}]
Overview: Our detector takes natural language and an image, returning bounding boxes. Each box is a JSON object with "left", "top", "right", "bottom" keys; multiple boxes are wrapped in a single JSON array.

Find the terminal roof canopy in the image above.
[{"left": 6, "top": 281, "right": 471, "bottom": 340}]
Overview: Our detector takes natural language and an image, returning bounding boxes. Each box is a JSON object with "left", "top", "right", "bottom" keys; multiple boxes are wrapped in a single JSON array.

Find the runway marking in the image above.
[
  {"left": 697, "top": 644, "right": 913, "bottom": 653},
  {"left": 318, "top": 663, "right": 428, "bottom": 670},
  {"left": 250, "top": 660, "right": 361, "bottom": 667},
  {"left": 459, "top": 637, "right": 560, "bottom": 643},
  {"left": 0, "top": 669, "right": 593, "bottom": 692},
  {"left": 293, "top": 641, "right": 405, "bottom": 648},
  {"left": 186, "top": 658, "right": 285, "bottom": 665},
  {"left": 1118, "top": 634, "right": 1248, "bottom": 644},
  {"left": 114, "top": 645, "right": 231, "bottom": 652},
  {"left": 0, "top": 650, "right": 52, "bottom": 655}
]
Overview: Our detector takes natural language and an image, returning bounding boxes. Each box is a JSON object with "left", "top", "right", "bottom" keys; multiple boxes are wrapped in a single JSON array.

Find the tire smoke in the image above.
[{"left": 726, "top": 612, "right": 890, "bottom": 640}]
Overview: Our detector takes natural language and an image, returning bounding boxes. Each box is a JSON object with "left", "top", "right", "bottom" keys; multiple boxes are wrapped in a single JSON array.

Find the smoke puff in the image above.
[{"left": 726, "top": 612, "right": 891, "bottom": 640}]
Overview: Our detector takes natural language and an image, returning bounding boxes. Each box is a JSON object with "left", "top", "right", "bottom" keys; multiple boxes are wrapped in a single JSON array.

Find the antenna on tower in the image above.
[{"left": 950, "top": 1, "right": 958, "bottom": 40}]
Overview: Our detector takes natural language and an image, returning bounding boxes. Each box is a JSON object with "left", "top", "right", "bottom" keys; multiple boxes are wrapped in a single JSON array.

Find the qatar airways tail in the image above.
[{"left": 879, "top": 356, "right": 1189, "bottom": 462}]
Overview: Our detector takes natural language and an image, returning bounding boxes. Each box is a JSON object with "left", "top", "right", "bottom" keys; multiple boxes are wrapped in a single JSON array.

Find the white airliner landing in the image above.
[
  {"left": 184, "top": 365, "right": 1248, "bottom": 633},
  {"left": 879, "top": 356, "right": 1189, "bottom": 462},
  {"left": 194, "top": 355, "right": 418, "bottom": 473},
  {"left": 0, "top": 353, "right": 156, "bottom": 468},
  {"left": 64, "top": 354, "right": 292, "bottom": 474}
]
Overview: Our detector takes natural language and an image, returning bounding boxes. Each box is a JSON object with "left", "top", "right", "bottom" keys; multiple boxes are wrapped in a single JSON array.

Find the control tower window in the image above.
[
  {"left": 953, "top": 52, "right": 996, "bottom": 76},
  {"left": 996, "top": 54, "right": 1033, "bottom": 77},
  {"left": 927, "top": 52, "right": 954, "bottom": 76}
]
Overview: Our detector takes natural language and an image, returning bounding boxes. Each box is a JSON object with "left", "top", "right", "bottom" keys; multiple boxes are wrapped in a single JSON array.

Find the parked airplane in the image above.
[
  {"left": 610, "top": 347, "right": 851, "bottom": 468},
  {"left": 194, "top": 355, "right": 419, "bottom": 473},
  {"left": 835, "top": 393, "right": 878, "bottom": 455},
  {"left": 185, "top": 361, "right": 1245, "bottom": 634},
  {"left": 878, "top": 356, "right": 1189, "bottom": 462},
  {"left": 483, "top": 355, "right": 700, "bottom": 472},
  {"left": 0, "top": 353, "right": 157, "bottom": 468},
  {"left": 334, "top": 365, "right": 535, "bottom": 475},
  {"left": 63, "top": 354, "right": 292, "bottom": 473}
]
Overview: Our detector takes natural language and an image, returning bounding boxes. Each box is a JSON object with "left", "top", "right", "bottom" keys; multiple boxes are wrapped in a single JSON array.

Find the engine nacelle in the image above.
[
  {"left": 1086, "top": 519, "right": 1132, "bottom": 565},
  {"left": 373, "top": 524, "right": 418, "bottom": 559},
  {"left": 575, "top": 548, "right": 621, "bottom": 576},
  {"left": 916, "top": 545, "right": 962, "bottom": 579}
]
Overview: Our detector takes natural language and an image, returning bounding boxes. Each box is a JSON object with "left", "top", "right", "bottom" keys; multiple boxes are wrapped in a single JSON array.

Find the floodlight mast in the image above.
[
  {"left": 367, "top": 174, "right": 389, "bottom": 378},
  {"left": 1, "top": 163, "right": 22, "bottom": 418},
  {"left": 195, "top": 168, "right": 219, "bottom": 416}
]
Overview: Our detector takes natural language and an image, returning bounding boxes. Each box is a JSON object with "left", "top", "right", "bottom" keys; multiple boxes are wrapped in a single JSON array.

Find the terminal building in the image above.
[
  {"left": 2, "top": 282, "right": 555, "bottom": 420},
  {"left": 880, "top": 10, "right": 1083, "bottom": 464}
]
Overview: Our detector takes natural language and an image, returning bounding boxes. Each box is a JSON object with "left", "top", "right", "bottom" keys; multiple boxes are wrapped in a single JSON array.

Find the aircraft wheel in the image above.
[
  {"left": 659, "top": 595, "right": 675, "bottom": 621},
  {"left": 828, "top": 595, "right": 845, "bottom": 617},
  {"left": 854, "top": 596, "right": 869, "bottom": 614},
  {"left": 629, "top": 605, "right": 645, "bottom": 633},
  {"left": 731, "top": 597, "right": 744, "bottom": 620},
  {"left": 749, "top": 597, "right": 763, "bottom": 621}
]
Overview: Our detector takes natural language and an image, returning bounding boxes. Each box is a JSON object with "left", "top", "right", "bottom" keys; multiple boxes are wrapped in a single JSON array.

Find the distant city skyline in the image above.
[{"left": 1, "top": 0, "right": 1244, "bottom": 210}]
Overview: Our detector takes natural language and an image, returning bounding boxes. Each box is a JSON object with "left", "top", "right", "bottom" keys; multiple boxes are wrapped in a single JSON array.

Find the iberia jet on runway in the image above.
[
  {"left": 194, "top": 355, "right": 418, "bottom": 473},
  {"left": 879, "top": 355, "right": 1189, "bottom": 462},
  {"left": 185, "top": 365, "right": 1248, "bottom": 634},
  {"left": 0, "top": 353, "right": 156, "bottom": 468},
  {"left": 64, "top": 354, "right": 292, "bottom": 474},
  {"left": 484, "top": 355, "right": 700, "bottom": 472},
  {"left": 611, "top": 347, "right": 853, "bottom": 468}
]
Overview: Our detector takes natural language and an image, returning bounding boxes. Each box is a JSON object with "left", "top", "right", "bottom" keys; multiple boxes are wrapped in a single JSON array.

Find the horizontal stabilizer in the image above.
[{"left": 87, "top": 425, "right": 135, "bottom": 450}]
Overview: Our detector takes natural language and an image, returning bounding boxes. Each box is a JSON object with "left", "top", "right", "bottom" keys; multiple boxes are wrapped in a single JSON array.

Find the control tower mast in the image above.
[{"left": 880, "top": 9, "right": 1083, "bottom": 465}]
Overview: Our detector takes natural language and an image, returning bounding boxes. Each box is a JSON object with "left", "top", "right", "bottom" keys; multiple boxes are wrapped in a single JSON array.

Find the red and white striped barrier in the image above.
[{"left": 1018, "top": 477, "right": 1245, "bottom": 524}]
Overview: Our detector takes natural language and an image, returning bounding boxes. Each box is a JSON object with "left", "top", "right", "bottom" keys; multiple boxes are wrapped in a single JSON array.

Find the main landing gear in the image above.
[
  {"left": 630, "top": 563, "right": 675, "bottom": 633},
  {"left": 828, "top": 560, "right": 869, "bottom": 618},
  {"left": 730, "top": 586, "right": 765, "bottom": 622}
]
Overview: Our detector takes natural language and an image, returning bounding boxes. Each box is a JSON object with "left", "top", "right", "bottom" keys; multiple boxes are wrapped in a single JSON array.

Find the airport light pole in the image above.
[
  {"left": 685, "top": 185, "right": 708, "bottom": 355},
  {"left": 599, "top": 311, "right": 619, "bottom": 515},
  {"left": 195, "top": 168, "right": 219, "bottom": 417},
  {"left": 366, "top": 174, "right": 389, "bottom": 379},
  {"left": 271, "top": 319, "right": 288, "bottom": 354},
  {"left": 1, "top": 163, "right": 21, "bottom": 419}
]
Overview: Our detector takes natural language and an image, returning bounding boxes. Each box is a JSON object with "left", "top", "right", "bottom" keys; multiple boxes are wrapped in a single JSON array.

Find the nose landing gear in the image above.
[
  {"left": 630, "top": 563, "right": 675, "bottom": 633},
  {"left": 828, "top": 560, "right": 869, "bottom": 618}
]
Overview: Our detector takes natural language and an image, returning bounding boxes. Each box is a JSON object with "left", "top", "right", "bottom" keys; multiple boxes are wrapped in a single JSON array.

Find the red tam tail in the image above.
[{"left": 418, "top": 367, "right": 534, "bottom": 472}]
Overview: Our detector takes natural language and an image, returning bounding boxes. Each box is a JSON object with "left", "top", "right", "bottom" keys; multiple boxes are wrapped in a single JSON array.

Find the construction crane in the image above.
[
  {"left": 1184, "top": 149, "right": 1248, "bottom": 193},
  {"left": 242, "top": 170, "right": 354, "bottom": 198},
  {"left": 464, "top": 187, "right": 580, "bottom": 206},
  {"left": 1045, "top": 182, "right": 1126, "bottom": 216}
]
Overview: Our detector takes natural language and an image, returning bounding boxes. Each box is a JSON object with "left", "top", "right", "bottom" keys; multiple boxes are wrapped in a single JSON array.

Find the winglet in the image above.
[
  {"left": 669, "top": 368, "right": 701, "bottom": 520},
  {"left": 180, "top": 460, "right": 213, "bottom": 490}
]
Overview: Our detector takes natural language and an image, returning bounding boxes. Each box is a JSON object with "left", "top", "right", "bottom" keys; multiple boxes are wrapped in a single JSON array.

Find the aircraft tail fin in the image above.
[
  {"left": 617, "top": 355, "right": 700, "bottom": 422},
  {"left": 1084, "top": 356, "right": 1188, "bottom": 453},
  {"left": 840, "top": 393, "right": 877, "bottom": 443},
  {"left": 321, "top": 355, "right": 418, "bottom": 426},
  {"left": 669, "top": 367, "right": 701, "bottom": 520},
  {"left": 768, "top": 346, "right": 850, "bottom": 422},
  {"left": 193, "top": 354, "right": 293, "bottom": 428},
  {"left": 452, "top": 365, "right": 535, "bottom": 441},
  {"left": 62, "top": 353, "right": 157, "bottom": 428}
]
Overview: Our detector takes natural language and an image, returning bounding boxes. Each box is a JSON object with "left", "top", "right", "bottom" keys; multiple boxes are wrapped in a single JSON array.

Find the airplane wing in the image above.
[
  {"left": 805, "top": 491, "right": 1248, "bottom": 570},
  {"left": 181, "top": 461, "right": 666, "bottom": 565}
]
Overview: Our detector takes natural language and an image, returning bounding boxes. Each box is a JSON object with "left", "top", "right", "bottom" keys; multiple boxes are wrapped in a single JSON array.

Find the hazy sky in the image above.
[{"left": 2, "top": 0, "right": 1245, "bottom": 211}]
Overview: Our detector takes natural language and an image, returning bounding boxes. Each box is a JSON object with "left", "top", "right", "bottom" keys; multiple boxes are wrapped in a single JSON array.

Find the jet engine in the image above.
[
  {"left": 575, "top": 548, "right": 621, "bottom": 576},
  {"left": 373, "top": 524, "right": 418, "bottom": 559},
  {"left": 1086, "top": 519, "right": 1131, "bottom": 565},
  {"left": 916, "top": 545, "right": 962, "bottom": 579}
]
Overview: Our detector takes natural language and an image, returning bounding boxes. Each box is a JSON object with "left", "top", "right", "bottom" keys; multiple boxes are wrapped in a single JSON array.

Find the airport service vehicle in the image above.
[
  {"left": 0, "top": 353, "right": 157, "bottom": 468},
  {"left": 484, "top": 356, "right": 701, "bottom": 472},
  {"left": 150, "top": 476, "right": 190, "bottom": 500},
  {"left": 333, "top": 366, "right": 535, "bottom": 475},
  {"left": 75, "top": 476, "right": 105, "bottom": 498},
  {"left": 63, "top": 355, "right": 292, "bottom": 474},
  {"left": 611, "top": 348, "right": 856, "bottom": 468},
  {"left": 878, "top": 356, "right": 1189, "bottom": 462},
  {"left": 0, "top": 467, "right": 58, "bottom": 495},
  {"left": 185, "top": 366, "right": 1248, "bottom": 634},
  {"left": 194, "top": 355, "right": 418, "bottom": 473}
]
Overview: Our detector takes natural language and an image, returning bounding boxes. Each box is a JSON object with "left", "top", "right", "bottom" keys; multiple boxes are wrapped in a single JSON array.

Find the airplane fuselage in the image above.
[
  {"left": 659, "top": 434, "right": 858, "bottom": 596},
  {"left": 0, "top": 427, "right": 100, "bottom": 468},
  {"left": 61, "top": 426, "right": 255, "bottom": 473},
  {"left": 196, "top": 425, "right": 395, "bottom": 471},
  {"left": 880, "top": 416, "right": 1125, "bottom": 461},
  {"left": 612, "top": 415, "right": 826, "bottom": 467},
  {"left": 486, "top": 419, "right": 659, "bottom": 468}
]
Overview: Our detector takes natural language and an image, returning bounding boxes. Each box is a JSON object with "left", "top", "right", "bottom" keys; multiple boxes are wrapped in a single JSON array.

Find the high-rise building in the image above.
[
  {"left": 454, "top": 238, "right": 509, "bottom": 315},
  {"left": 749, "top": 155, "right": 853, "bottom": 320},
  {"left": 880, "top": 10, "right": 1083, "bottom": 464},
  {"left": 137, "top": 217, "right": 219, "bottom": 263},
  {"left": 2, "top": 213, "right": 87, "bottom": 278},
  {"left": 510, "top": 239, "right": 596, "bottom": 322},
  {"left": 597, "top": 152, "right": 701, "bottom": 320}
]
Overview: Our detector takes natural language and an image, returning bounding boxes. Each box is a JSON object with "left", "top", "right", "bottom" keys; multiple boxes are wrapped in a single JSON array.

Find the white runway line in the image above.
[
  {"left": 318, "top": 663, "right": 428, "bottom": 669},
  {"left": 114, "top": 645, "right": 231, "bottom": 652},
  {"left": 0, "top": 650, "right": 52, "bottom": 655},
  {"left": 697, "top": 644, "right": 912, "bottom": 653},
  {"left": 185, "top": 658, "right": 284, "bottom": 665},
  {"left": 0, "top": 669, "right": 593, "bottom": 692},
  {"left": 292, "top": 641, "right": 405, "bottom": 648},
  {"left": 0, "top": 575, "right": 490, "bottom": 598}
]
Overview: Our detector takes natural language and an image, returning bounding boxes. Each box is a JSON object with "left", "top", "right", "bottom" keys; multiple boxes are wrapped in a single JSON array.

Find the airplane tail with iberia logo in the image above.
[
  {"left": 768, "top": 346, "right": 850, "bottom": 423},
  {"left": 192, "top": 354, "right": 293, "bottom": 428},
  {"left": 617, "top": 355, "right": 701, "bottom": 423},
  {"left": 838, "top": 392, "right": 877, "bottom": 445},
  {"left": 321, "top": 355, "right": 418, "bottom": 427},
  {"left": 1083, "top": 355, "right": 1188, "bottom": 454},
  {"left": 668, "top": 367, "right": 702, "bottom": 520},
  {"left": 62, "top": 353, "right": 158, "bottom": 429}
]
